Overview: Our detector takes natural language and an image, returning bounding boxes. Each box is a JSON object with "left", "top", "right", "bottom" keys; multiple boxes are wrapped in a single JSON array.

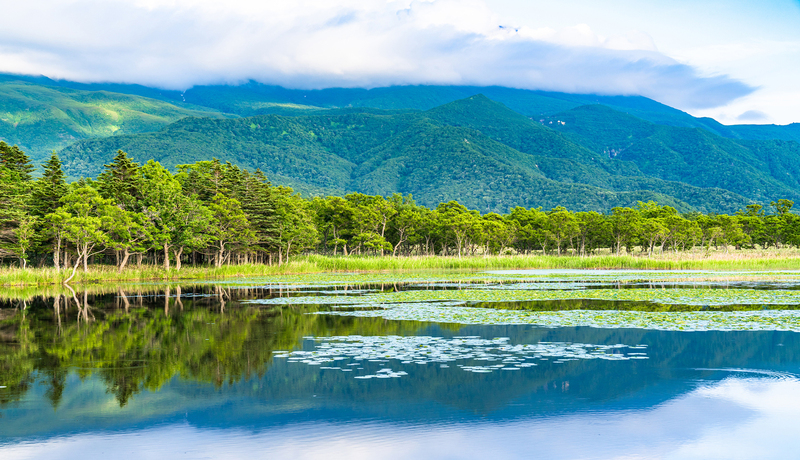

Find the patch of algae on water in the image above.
[
  {"left": 275, "top": 335, "right": 647, "bottom": 379},
  {"left": 249, "top": 287, "right": 800, "bottom": 307},
  {"left": 240, "top": 270, "right": 800, "bottom": 332},
  {"left": 313, "top": 304, "right": 800, "bottom": 332}
]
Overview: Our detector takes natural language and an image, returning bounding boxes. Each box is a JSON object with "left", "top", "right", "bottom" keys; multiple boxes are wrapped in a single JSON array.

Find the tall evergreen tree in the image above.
[
  {"left": 241, "top": 170, "right": 280, "bottom": 258},
  {"left": 97, "top": 150, "right": 142, "bottom": 210},
  {"left": 0, "top": 144, "right": 35, "bottom": 266},
  {"left": 32, "top": 152, "right": 68, "bottom": 218},
  {"left": 0, "top": 141, "right": 35, "bottom": 181}
]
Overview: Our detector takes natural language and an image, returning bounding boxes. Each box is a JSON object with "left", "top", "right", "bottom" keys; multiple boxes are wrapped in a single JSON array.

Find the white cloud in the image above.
[{"left": 0, "top": 0, "right": 753, "bottom": 110}]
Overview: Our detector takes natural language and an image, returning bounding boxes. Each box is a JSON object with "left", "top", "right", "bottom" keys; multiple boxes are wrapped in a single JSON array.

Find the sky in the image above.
[{"left": 0, "top": 0, "right": 798, "bottom": 124}]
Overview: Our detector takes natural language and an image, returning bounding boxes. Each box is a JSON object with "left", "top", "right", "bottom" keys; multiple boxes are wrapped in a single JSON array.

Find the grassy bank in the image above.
[{"left": 2, "top": 250, "right": 800, "bottom": 287}]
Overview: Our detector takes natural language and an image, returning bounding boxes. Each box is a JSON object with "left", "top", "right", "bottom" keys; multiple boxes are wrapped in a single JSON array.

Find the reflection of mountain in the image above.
[{"left": 1, "top": 286, "right": 799, "bottom": 441}]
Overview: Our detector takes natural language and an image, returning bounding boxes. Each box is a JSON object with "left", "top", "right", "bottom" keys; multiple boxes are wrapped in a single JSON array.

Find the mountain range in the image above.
[{"left": 2, "top": 73, "right": 799, "bottom": 213}]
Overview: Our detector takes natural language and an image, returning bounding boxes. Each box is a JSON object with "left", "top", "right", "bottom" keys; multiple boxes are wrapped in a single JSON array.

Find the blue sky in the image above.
[{"left": 0, "top": 0, "right": 797, "bottom": 124}]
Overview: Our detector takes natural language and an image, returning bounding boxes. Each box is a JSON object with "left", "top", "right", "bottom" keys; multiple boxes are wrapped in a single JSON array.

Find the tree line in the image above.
[{"left": 2, "top": 142, "right": 800, "bottom": 275}]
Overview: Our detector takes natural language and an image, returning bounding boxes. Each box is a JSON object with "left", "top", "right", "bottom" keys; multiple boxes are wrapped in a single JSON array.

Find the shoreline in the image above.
[{"left": 3, "top": 251, "right": 800, "bottom": 287}]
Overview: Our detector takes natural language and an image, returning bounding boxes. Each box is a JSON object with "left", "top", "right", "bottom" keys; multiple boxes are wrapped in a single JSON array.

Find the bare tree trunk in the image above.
[
  {"left": 53, "top": 238, "right": 61, "bottom": 272},
  {"left": 172, "top": 247, "right": 183, "bottom": 271},
  {"left": 63, "top": 252, "right": 83, "bottom": 284},
  {"left": 216, "top": 245, "right": 224, "bottom": 268},
  {"left": 163, "top": 243, "right": 170, "bottom": 270},
  {"left": 118, "top": 248, "right": 131, "bottom": 273}
]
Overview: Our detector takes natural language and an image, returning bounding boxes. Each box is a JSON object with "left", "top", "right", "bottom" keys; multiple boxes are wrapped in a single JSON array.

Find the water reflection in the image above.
[
  {"left": 2, "top": 377, "right": 798, "bottom": 460},
  {"left": 1, "top": 281, "right": 800, "bottom": 458}
]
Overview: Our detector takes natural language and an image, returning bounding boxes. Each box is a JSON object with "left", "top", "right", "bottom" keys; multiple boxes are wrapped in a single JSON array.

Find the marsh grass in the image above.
[{"left": 2, "top": 249, "right": 800, "bottom": 287}]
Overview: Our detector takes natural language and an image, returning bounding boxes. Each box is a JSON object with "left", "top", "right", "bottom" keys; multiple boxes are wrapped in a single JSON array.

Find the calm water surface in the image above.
[{"left": 2, "top": 271, "right": 800, "bottom": 459}]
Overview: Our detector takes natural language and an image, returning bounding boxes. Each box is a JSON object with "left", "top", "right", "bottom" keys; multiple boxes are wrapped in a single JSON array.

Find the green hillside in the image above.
[
  {"left": 545, "top": 104, "right": 800, "bottom": 203},
  {"left": 3, "top": 73, "right": 794, "bottom": 214},
  {"left": 176, "top": 83, "right": 800, "bottom": 142},
  {"left": 58, "top": 96, "right": 754, "bottom": 213},
  {"left": 0, "top": 79, "right": 228, "bottom": 161},
  {"left": 5, "top": 73, "right": 798, "bottom": 144}
]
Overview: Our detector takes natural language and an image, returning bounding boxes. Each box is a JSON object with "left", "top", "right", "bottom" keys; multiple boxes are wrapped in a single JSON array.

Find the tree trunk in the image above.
[
  {"left": 163, "top": 243, "right": 170, "bottom": 270},
  {"left": 53, "top": 238, "right": 61, "bottom": 272},
  {"left": 82, "top": 246, "right": 89, "bottom": 273},
  {"left": 63, "top": 254, "right": 83, "bottom": 285},
  {"left": 118, "top": 248, "right": 131, "bottom": 273},
  {"left": 392, "top": 235, "right": 405, "bottom": 257},
  {"left": 216, "top": 243, "right": 225, "bottom": 268},
  {"left": 172, "top": 247, "right": 183, "bottom": 271}
]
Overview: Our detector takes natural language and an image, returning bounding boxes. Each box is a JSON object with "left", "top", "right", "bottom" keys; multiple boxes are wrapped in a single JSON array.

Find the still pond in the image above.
[{"left": 2, "top": 270, "right": 800, "bottom": 459}]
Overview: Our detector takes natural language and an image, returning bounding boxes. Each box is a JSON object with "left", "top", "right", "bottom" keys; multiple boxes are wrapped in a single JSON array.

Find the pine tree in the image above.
[
  {"left": 0, "top": 141, "right": 35, "bottom": 181},
  {"left": 242, "top": 170, "right": 280, "bottom": 256},
  {"left": 221, "top": 161, "right": 245, "bottom": 199},
  {"left": 97, "top": 150, "right": 142, "bottom": 210},
  {"left": 32, "top": 152, "right": 68, "bottom": 218}
]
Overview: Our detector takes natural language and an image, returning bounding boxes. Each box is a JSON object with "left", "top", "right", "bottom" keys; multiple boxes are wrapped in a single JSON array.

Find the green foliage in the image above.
[
  {"left": 6, "top": 135, "right": 800, "bottom": 280},
  {"left": 31, "top": 152, "right": 68, "bottom": 218},
  {"left": 546, "top": 105, "right": 800, "bottom": 205},
  {"left": 0, "top": 141, "right": 35, "bottom": 180},
  {"left": 59, "top": 97, "right": 757, "bottom": 213},
  {"left": 208, "top": 193, "right": 256, "bottom": 267},
  {"left": 0, "top": 80, "right": 227, "bottom": 162},
  {"left": 97, "top": 150, "right": 142, "bottom": 210}
]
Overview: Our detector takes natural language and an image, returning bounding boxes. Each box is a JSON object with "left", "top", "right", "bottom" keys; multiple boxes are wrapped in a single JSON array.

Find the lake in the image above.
[{"left": 2, "top": 269, "right": 800, "bottom": 459}]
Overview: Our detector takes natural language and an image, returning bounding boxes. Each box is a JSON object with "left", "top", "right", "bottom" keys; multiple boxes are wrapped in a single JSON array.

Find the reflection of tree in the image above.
[
  {"left": 0, "top": 287, "right": 429, "bottom": 408},
  {"left": 2, "top": 287, "right": 799, "bottom": 415}
]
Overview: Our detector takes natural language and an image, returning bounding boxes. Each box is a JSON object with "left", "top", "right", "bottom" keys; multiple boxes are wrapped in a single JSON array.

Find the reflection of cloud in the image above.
[
  {"left": 0, "top": 0, "right": 753, "bottom": 109},
  {"left": 2, "top": 377, "right": 798, "bottom": 459},
  {"left": 737, "top": 110, "right": 770, "bottom": 122}
]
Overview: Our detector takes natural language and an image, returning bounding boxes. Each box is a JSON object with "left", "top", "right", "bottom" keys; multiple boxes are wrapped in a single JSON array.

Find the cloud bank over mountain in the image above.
[{"left": 0, "top": 0, "right": 754, "bottom": 110}]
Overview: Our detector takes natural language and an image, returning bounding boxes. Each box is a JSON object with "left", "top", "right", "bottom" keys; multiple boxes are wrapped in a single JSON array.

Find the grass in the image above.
[{"left": 2, "top": 250, "right": 800, "bottom": 287}]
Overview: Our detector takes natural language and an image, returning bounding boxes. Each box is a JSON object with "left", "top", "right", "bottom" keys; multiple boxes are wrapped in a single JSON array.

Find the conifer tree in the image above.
[
  {"left": 241, "top": 170, "right": 280, "bottom": 259},
  {"left": 0, "top": 144, "right": 35, "bottom": 266},
  {"left": 32, "top": 152, "right": 68, "bottom": 218},
  {"left": 97, "top": 150, "right": 142, "bottom": 210},
  {"left": 0, "top": 141, "right": 35, "bottom": 181}
]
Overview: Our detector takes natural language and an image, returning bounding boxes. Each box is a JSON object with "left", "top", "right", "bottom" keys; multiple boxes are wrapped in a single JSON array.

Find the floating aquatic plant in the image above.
[
  {"left": 248, "top": 287, "right": 800, "bottom": 307},
  {"left": 274, "top": 335, "right": 647, "bottom": 379},
  {"left": 314, "top": 304, "right": 800, "bottom": 332}
]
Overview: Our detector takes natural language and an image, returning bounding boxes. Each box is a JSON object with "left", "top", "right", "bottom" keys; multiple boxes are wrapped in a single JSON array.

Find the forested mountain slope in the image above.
[
  {"left": 4, "top": 72, "right": 797, "bottom": 213},
  {"left": 59, "top": 96, "right": 753, "bottom": 213},
  {"left": 545, "top": 105, "right": 800, "bottom": 203},
  {"left": 8, "top": 72, "right": 800, "bottom": 139},
  {"left": 175, "top": 83, "right": 800, "bottom": 142},
  {"left": 3, "top": 72, "right": 799, "bottom": 160},
  {"left": 0, "top": 78, "right": 227, "bottom": 161}
]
